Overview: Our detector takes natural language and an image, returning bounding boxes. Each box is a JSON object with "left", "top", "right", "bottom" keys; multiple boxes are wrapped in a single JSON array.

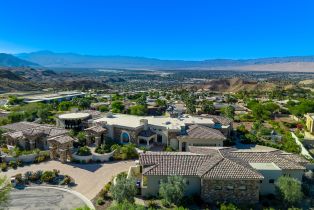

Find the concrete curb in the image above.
[{"left": 26, "top": 186, "right": 95, "bottom": 210}]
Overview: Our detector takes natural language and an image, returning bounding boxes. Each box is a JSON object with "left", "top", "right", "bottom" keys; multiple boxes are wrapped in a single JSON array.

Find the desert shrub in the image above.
[
  {"left": 40, "top": 170, "right": 59, "bottom": 183},
  {"left": 9, "top": 160, "right": 17, "bottom": 169},
  {"left": 1, "top": 162, "right": 8, "bottom": 171},
  {"left": 99, "top": 181, "right": 112, "bottom": 199},
  {"left": 60, "top": 175, "right": 73, "bottom": 185},
  {"left": 35, "top": 155, "right": 46, "bottom": 163},
  {"left": 23, "top": 171, "right": 32, "bottom": 181},
  {"left": 14, "top": 173, "right": 23, "bottom": 184},
  {"left": 29, "top": 170, "right": 43, "bottom": 182},
  {"left": 16, "top": 159, "right": 23, "bottom": 167},
  {"left": 96, "top": 197, "right": 105, "bottom": 205}
]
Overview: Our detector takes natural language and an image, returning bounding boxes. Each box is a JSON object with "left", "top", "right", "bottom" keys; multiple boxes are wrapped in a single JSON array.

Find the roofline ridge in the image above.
[
  {"left": 200, "top": 156, "right": 224, "bottom": 177},
  {"left": 143, "top": 163, "right": 158, "bottom": 175}
]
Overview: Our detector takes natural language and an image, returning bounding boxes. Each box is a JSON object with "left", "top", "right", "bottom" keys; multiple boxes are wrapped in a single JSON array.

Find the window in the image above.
[
  {"left": 260, "top": 180, "right": 263, "bottom": 183},
  {"left": 121, "top": 132, "right": 130, "bottom": 143},
  {"left": 269, "top": 179, "right": 275, "bottom": 184}
]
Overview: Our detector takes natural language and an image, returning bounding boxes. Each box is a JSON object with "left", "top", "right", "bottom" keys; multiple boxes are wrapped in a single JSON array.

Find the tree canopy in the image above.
[
  {"left": 110, "top": 174, "right": 137, "bottom": 203},
  {"left": 111, "top": 101, "right": 125, "bottom": 113},
  {"left": 275, "top": 176, "right": 303, "bottom": 206},
  {"left": 159, "top": 176, "right": 187, "bottom": 206}
]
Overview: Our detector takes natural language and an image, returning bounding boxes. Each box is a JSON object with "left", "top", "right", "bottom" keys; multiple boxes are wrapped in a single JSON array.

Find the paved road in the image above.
[
  {"left": 5, "top": 186, "right": 91, "bottom": 210},
  {"left": 2, "top": 160, "right": 135, "bottom": 200}
]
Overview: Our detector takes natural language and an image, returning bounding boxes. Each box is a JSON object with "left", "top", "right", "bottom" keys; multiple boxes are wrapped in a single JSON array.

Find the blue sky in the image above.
[{"left": 0, "top": 0, "right": 314, "bottom": 60}]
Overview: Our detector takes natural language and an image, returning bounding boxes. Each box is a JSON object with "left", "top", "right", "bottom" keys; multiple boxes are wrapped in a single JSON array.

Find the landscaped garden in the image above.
[
  {"left": 0, "top": 147, "right": 50, "bottom": 172},
  {"left": 12, "top": 169, "right": 75, "bottom": 186}
]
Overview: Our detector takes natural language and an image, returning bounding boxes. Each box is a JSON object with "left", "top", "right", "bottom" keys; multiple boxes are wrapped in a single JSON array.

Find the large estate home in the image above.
[
  {"left": 138, "top": 146, "right": 309, "bottom": 204},
  {"left": 92, "top": 113, "right": 232, "bottom": 150},
  {"left": 0, "top": 122, "right": 74, "bottom": 163},
  {"left": 1, "top": 122, "right": 69, "bottom": 150}
]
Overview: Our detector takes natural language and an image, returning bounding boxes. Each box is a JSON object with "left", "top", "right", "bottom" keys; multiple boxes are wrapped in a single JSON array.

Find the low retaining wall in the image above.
[
  {"left": 71, "top": 150, "right": 115, "bottom": 163},
  {"left": 3, "top": 153, "right": 37, "bottom": 163}
]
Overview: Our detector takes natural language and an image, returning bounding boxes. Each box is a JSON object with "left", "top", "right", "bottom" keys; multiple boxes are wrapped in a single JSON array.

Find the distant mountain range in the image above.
[
  {"left": 0, "top": 51, "right": 314, "bottom": 72},
  {"left": 0, "top": 53, "right": 39, "bottom": 67}
]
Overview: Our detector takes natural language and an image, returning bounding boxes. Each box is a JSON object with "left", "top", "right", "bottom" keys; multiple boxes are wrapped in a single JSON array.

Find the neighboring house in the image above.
[
  {"left": 178, "top": 125, "right": 226, "bottom": 151},
  {"left": 0, "top": 121, "right": 74, "bottom": 163},
  {"left": 138, "top": 146, "right": 308, "bottom": 204},
  {"left": 1, "top": 122, "right": 69, "bottom": 150},
  {"left": 92, "top": 114, "right": 232, "bottom": 149},
  {"left": 305, "top": 113, "right": 314, "bottom": 134}
]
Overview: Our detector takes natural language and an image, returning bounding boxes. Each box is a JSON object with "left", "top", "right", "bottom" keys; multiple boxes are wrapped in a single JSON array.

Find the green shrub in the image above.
[
  {"left": 159, "top": 176, "right": 187, "bottom": 206},
  {"left": 41, "top": 170, "right": 58, "bottom": 183},
  {"left": 146, "top": 200, "right": 158, "bottom": 208},
  {"left": 77, "top": 146, "right": 91, "bottom": 156},
  {"left": 15, "top": 173, "right": 23, "bottom": 184},
  {"left": 108, "top": 201, "right": 145, "bottom": 210},
  {"left": 220, "top": 203, "right": 240, "bottom": 210},
  {"left": 16, "top": 159, "right": 23, "bottom": 167},
  {"left": 113, "top": 143, "right": 138, "bottom": 160},
  {"left": 110, "top": 175, "right": 137, "bottom": 203},
  {"left": 276, "top": 176, "right": 303, "bottom": 206},
  {"left": 60, "top": 175, "right": 73, "bottom": 185},
  {"left": 98, "top": 105, "right": 109, "bottom": 112},
  {"left": 96, "top": 197, "right": 105, "bottom": 205},
  {"left": 1, "top": 162, "right": 8, "bottom": 171},
  {"left": 29, "top": 170, "right": 43, "bottom": 182},
  {"left": 35, "top": 155, "right": 46, "bottom": 163},
  {"left": 9, "top": 160, "right": 17, "bottom": 169},
  {"left": 95, "top": 144, "right": 112, "bottom": 154}
]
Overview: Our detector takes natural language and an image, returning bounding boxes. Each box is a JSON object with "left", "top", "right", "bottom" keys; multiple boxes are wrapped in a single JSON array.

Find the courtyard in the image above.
[{"left": 2, "top": 160, "right": 135, "bottom": 200}]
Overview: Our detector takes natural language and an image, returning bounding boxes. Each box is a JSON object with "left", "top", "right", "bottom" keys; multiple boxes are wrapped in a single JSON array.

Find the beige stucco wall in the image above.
[
  {"left": 141, "top": 175, "right": 201, "bottom": 198},
  {"left": 179, "top": 138, "right": 224, "bottom": 151},
  {"left": 256, "top": 169, "right": 282, "bottom": 195},
  {"left": 281, "top": 169, "right": 304, "bottom": 181}
]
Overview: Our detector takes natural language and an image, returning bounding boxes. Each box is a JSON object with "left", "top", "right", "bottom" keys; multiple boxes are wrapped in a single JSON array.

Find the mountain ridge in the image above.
[
  {"left": 0, "top": 53, "right": 40, "bottom": 67},
  {"left": 14, "top": 51, "right": 314, "bottom": 72}
]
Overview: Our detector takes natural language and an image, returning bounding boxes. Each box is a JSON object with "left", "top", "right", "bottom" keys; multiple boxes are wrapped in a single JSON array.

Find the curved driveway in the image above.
[
  {"left": 2, "top": 160, "right": 135, "bottom": 200},
  {"left": 6, "top": 186, "right": 93, "bottom": 210}
]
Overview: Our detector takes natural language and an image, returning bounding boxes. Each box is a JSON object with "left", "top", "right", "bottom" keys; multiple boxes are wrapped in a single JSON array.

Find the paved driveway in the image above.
[
  {"left": 5, "top": 186, "right": 91, "bottom": 210},
  {"left": 2, "top": 160, "right": 135, "bottom": 199}
]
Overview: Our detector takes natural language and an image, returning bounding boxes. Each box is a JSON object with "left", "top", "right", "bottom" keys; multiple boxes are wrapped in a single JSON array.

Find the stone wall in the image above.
[
  {"left": 201, "top": 179, "right": 260, "bottom": 204},
  {"left": 112, "top": 126, "right": 142, "bottom": 144}
]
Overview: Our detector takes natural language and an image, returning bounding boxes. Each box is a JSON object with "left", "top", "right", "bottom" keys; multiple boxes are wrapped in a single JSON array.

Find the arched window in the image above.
[{"left": 121, "top": 132, "right": 130, "bottom": 143}]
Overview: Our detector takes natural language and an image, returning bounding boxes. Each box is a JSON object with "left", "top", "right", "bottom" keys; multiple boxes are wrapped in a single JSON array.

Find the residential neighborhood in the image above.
[{"left": 2, "top": 1, "right": 314, "bottom": 209}]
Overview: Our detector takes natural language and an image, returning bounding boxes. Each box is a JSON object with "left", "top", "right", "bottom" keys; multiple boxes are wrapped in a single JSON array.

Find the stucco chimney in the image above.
[{"left": 140, "top": 119, "right": 148, "bottom": 130}]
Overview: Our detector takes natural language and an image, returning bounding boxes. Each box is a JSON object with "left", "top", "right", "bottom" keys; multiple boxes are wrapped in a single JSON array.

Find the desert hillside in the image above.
[{"left": 198, "top": 78, "right": 277, "bottom": 92}]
